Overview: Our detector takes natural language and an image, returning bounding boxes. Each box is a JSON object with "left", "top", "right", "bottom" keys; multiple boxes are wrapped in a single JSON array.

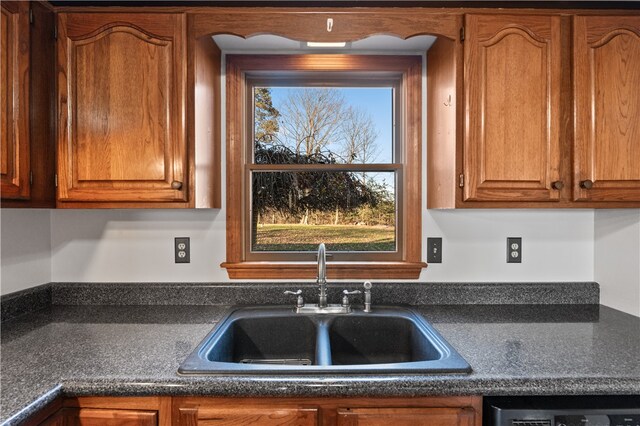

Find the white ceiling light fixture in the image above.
[{"left": 306, "top": 41, "right": 348, "bottom": 48}]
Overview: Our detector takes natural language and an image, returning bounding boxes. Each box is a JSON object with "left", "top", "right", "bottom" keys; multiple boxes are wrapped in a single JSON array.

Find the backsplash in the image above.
[
  {"left": 1, "top": 281, "right": 600, "bottom": 322},
  {"left": 49, "top": 282, "right": 599, "bottom": 306}
]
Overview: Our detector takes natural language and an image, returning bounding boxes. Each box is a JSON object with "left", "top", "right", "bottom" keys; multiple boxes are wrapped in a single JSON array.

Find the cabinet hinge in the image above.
[
  {"left": 29, "top": 171, "right": 33, "bottom": 186},
  {"left": 29, "top": 9, "right": 34, "bottom": 25},
  {"left": 459, "top": 174, "right": 464, "bottom": 188},
  {"left": 53, "top": 23, "right": 57, "bottom": 40},
  {"left": 460, "top": 26, "right": 465, "bottom": 42},
  {"left": 54, "top": 174, "right": 58, "bottom": 187}
]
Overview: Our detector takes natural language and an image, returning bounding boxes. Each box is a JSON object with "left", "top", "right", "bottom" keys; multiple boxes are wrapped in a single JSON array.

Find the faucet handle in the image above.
[
  {"left": 341, "top": 289, "right": 362, "bottom": 310},
  {"left": 284, "top": 290, "right": 304, "bottom": 309}
]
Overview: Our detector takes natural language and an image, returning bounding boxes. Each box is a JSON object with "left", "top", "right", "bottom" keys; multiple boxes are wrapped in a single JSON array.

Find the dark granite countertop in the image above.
[{"left": 2, "top": 302, "right": 639, "bottom": 425}]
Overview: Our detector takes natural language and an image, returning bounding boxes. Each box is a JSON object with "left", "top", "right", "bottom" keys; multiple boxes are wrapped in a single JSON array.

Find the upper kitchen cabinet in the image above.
[
  {"left": 1, "top": 1, "right": 55, "bottom": 208},
  {"left": 463, "top": 14, "right": 562, "bottom": 203},
  {"left": 1, "top": 1, "right": 30, "bottom": 201},
  {"left": 573, "top": 15, "right": 640, "bottom": 202},
  {"left": 428, "top": 12, "right": 640, "bottom": 209},
  {"left": 56, "top": 13, "right": 193, "bottom": 207}
]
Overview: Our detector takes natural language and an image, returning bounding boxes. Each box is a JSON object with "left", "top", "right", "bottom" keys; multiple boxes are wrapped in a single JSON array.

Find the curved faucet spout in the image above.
[{"left": 317, "top": 243, "right": 327, "bottom": 308}]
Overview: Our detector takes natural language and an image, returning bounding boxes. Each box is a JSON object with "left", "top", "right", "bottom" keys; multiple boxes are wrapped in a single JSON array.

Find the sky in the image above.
[{"left": 267, "top": 87, "right": 394, "bottom": 163}]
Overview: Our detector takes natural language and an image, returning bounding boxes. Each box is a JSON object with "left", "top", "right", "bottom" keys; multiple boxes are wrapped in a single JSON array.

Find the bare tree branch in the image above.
[
  {"left": 340, "top": 106, "right": 380, "bottom": 164},
  {"left": 279, "top": 88, "right": 347, "bottom": 156}
]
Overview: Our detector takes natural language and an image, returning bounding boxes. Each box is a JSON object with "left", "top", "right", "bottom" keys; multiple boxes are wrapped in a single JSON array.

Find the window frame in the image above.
[{"left": 222, "top": 54, "right": 425, "bottom": 279}]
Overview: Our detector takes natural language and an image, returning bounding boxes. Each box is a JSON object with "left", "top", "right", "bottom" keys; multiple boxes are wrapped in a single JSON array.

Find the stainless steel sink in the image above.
[{"left": 178, "top": 306, "right": 471, "bottom": 375}]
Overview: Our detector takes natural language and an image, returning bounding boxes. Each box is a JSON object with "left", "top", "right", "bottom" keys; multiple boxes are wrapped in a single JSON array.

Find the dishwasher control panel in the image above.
[
  {"left": 493, "top": 410, "right": 640, "bottom": 426},
  {"left": 555, "top": 414, "right": 640, "bottom": 426}
]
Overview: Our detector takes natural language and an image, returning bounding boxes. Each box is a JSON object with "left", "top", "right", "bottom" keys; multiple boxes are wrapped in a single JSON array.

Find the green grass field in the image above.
[{"left": 254, "top": 224, "right": 395, "bottom": 252}]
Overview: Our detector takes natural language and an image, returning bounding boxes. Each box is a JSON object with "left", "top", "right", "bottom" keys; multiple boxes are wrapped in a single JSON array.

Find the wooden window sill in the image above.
[{"left": 220, "top": 261, "right": 427, "bottom": 279}]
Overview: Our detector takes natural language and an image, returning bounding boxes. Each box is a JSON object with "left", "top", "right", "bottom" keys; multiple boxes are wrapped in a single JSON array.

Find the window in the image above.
[
  {"left": 250, "top": 83, "right": 399, "bottom": 260},
  {"left": 222, "top": 55, "right": 425, "bottom": 279}
]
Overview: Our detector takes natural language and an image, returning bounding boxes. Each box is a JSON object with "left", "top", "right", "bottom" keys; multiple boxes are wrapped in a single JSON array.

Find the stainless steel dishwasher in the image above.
[{"left": 485, "top": 396, "right": 640, "bottom": 426}]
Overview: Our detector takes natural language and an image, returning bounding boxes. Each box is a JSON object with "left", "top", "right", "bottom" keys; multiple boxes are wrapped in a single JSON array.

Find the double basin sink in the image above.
[{"left": 179, "top": 306, "right": 471, "bottom": 374}]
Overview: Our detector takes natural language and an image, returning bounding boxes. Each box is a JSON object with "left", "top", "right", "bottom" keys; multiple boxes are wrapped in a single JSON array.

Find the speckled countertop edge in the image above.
[
  {"left": 61, "top": 375, "right": 640, "bottom": 398},
  {"left": 4, "top": 375, "right": 640, "bottom": 426},
  {"left": 2, "top": 386, "right": 61, "bottom": 426}
]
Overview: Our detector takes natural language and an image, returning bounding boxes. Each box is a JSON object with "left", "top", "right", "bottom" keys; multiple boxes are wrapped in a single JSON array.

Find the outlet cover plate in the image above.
[
  {"left": 175, "top": 237, "right": 190, "bottom": 263},
  {"left": 427, "top": 237, "right": 442, "bottom": 263},
  {"left": 507, "top": 237, "right": 522, "bottom": 263}
]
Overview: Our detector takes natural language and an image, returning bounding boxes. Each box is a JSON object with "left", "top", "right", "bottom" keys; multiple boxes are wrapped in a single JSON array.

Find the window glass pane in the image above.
[
  {"left": 254, "top": 87, "right": 393, "bottom": 165},
  {"left": 251, "top": 171, "right": 396, "bottom": 252}
]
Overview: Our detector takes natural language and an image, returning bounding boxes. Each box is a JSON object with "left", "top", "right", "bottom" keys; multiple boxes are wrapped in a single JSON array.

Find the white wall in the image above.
[
  {"left": 0, "top": 209, "right": 52, "bottom": 295},
  {"left": 50, "top": 209, "right": 228, "bottom": 282},
  {"left": 595, "top": 210, "right": 640, "bottom": 317},
  {"left": 48, "top": 208, "right": 595, "bottom": 283},
  {"left": 424, "top": 210, "right": 594, "bottom": 282}
]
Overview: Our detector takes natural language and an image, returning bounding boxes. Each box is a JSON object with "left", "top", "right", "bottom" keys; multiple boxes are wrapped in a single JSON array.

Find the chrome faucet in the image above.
[
  {"left": 317, "top": 243, "right": 328, "bottom": 308},
  {"left": 285, "top": 243, "right": 367, "bottom": 314}
]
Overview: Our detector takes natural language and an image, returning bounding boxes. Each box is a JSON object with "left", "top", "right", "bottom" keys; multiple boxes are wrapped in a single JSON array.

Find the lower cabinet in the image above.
[
  {"left": 34, "top": 397, "right": 171, "bottom": 426},
  {"left": 31, "top": 395, "right": 481, "bottom": 425},
  {"left": 174, "top": 400, "right": 318, "bottom": 425},
  {"left": 41, "top": 408, "right": 158, "bottom": 426},
  {"left": 172, "top": 396, "right": 481, "bottom": 426},
  {"left": 336, "top": 406, "right": 476, "bottom": 426}
]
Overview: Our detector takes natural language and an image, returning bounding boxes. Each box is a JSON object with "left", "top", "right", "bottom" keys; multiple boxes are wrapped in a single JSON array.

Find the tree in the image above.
[
  {"left": 252, "top": 143, "right": 380, "bottom": 220},
  {"left": 254, "top": 88, "right": 280, "bottom": 144},
  {"left": 252, "top": 86, "right": 387, "bottom": 228},
  {"left": 340, "top": 106, "right": 380, "bottom": 164},
  {"left": 279, "top": 88, "right": 346, "bottom": 157}
]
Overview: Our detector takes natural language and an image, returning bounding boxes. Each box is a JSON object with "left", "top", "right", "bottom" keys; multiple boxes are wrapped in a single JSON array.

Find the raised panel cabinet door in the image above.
[
  {"left": 43, "top": 407, "right": 158, "bottom": 426},
  {"left": 464, "top": 14, "right": 562, "bottom": 202},
  {"left": 57, "top": 13, "right": 187, "bottom": 203},
  {"left": 1, "top": 1, "right": 30, "bottom": 200},
  {"left": 176, "top": 405, "right": 319, "bottom": 426},
  {"left": 573, "top": 15, "right": 640, "bottom": 202},
  {"left": 336, "top": 407, "right": 476, "bottom": 426}
]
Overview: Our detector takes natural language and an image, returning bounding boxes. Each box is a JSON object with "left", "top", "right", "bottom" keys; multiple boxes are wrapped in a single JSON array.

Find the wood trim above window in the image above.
[{"left": 222, "top": 54, "right": 426, "bottom": 279}]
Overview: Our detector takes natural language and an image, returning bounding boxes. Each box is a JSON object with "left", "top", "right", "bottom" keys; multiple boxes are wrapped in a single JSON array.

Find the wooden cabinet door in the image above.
[
  {"left": 175, "top": 405, "right": 319, "bottom": 425},
  {"left": 464, "top": 14, "right": 562, "bottom": 202},
  {"left": 573, "top": 16, "right": 640, "bottom": 202},
  {"left": 57, "top": 13, "right": 187, "bottom": 204},
  {"left": 41, "top": 407, "right": 157, "bottom": 426},
  {"left": 34, "top": 396, "right": 171, "bottom": 426},
  {"left": 1, "top": 1, "right": 30, "bottom": 200},
  {"left": 336, "top": 407, "right": 476, "bottom": 426}
]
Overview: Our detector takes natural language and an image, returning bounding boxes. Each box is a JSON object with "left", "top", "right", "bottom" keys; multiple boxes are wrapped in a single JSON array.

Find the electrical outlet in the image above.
[
  {"left": 507, "top": 237, "right": 522, "bottom": 263},
  {"left": 175, "top": 237, "right": 190, "bottom": 263},
  {"left": 427, "top": 237, "right": 442, "bottom": 263}
]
